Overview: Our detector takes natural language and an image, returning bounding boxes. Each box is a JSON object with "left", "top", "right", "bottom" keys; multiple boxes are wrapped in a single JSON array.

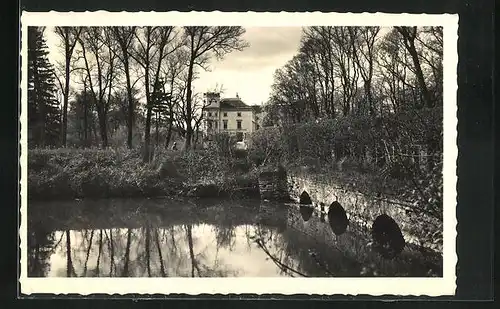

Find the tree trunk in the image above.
[
  {"left": 398, "top": 27, "right": 433, "bottom": 108},
  {"left": 122, "top": 229, "right": 131, "bottom": 276},
  {"left": 83, "top": 98, "right": 89, "bottom": 147},
  {"left": 165, "top": 115, "right": 173, "bottom": 149},
  {"left": 61, "top": 43, "right": 70, "bottom": 147},
  {"left": 108, "top": 229, "right": 114, "bottom": 276},
  {"left": 124, "top": 56, "right": 134, "bottom": 149},
  {"left": 186, "top": 225, "right": 196, "bottom": 277},
  {"left": 96, "top": 230, "right": 103, "bottom": 277},
  {"left": 407, "top": 44, "right": 433, "bottom": 108},
  {"left": 145, "top": 227, "right": 151, "bottom": 277},
  {"left": 364, "top": 81, "right": 374, "bottom": 115},
  {"left": 155, "top": 230, "right": 166, "bottom": 277},
  {"left": 155, "top": 112, "right": 160, "bottom": 147},
  {"left": 97, "top": 106, "right": 108, "bottom": 148},
  {"left": 184, "top": 59, "right": 195, "bottom": 151},
  {"left": 65, "top": 230, "right": 73, "bottom": 277},
  {"left": 143, "top": 60, "right": 152, "bottom": 162},
  {"left": 83, "top": 230, "right": 94, "bottom": 276},
  {"left": 33, "top": 61, "right": 46, "bottom": 147}
]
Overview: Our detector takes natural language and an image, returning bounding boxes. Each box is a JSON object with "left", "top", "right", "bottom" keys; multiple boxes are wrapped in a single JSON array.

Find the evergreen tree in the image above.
[{"left": 28, "top": 26, "right": 61, "bottom": 147}]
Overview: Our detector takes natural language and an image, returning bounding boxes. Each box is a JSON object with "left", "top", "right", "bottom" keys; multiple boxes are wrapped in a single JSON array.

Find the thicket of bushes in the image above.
[
  {"left": 28, "top": 133, "right": 257, "bottom": 201},
  {"left": 249, "top": 108, "right": 443, "bottom": 221},
  {"left": 251, "top": 108, "right": 441, "bottom": 169}
]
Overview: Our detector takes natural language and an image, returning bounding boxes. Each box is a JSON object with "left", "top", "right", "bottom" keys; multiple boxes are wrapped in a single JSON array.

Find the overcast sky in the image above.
[{"left": 45, "top": 27, "right": 303, "bottom": 106}]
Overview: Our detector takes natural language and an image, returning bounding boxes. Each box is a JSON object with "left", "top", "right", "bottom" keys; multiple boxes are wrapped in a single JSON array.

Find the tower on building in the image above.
[{"left": 204, "top": 92, "right": 221, "bottom": 108}]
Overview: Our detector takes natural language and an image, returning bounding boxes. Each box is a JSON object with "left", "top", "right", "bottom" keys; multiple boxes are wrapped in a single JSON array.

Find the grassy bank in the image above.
[{"left": 28, "top": 147, "right": 259, "bottom": 201}]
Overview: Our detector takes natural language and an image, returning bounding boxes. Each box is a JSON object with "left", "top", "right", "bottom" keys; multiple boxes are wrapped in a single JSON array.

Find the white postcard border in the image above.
[{"left": 19, "top": 11, "right": 458, "bottom": 296}]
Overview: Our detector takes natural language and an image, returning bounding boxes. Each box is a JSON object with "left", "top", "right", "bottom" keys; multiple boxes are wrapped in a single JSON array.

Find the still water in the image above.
[{"left": 28, "top": 197, "right": 441, "bottom": 278}]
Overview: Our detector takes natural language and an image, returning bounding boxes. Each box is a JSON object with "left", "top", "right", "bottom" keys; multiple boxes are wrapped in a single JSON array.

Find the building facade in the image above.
[{"left": 202, "top": 92, "right": 263, "bottom": 142}]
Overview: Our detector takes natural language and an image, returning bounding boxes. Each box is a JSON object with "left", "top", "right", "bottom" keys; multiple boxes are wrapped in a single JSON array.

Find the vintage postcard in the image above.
[{"left": 19, "top": 11, "right": 458, "bottom": 296}]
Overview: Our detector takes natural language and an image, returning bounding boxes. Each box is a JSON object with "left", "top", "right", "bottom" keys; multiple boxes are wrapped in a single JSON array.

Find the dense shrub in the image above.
[
  {"left": 28, "top": 148, "right": 175, "bottom": 199},
  {"left": 251, "top": 108, "right": 441, "bottom": 172},
  {"left": 248, "top": 127, "right": 286, "bottom": 166},
  {"left": 249, "top": 108, "right": 443, "bottom": 221},
  {"left": 28, "top": 143, "right": 257, "bottom": 200},
  {"left": 169, "top": 149, "right": 230, "bottom": 185}
]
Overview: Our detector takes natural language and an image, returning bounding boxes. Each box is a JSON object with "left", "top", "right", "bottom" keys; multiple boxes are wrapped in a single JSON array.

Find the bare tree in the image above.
[
  {"left": 395, "top": 26, "right": 433, "bottom": 108},
  {"left": 112, "top": 26, "right": 137, "bottom": 149},
  {"left": 77, "top": 27, "right": 119, "bottom": 147},
  {"left": 302, "top": 27, "right": 336, "bottom": 118},
  {"left": 130, "top": 26, "right": 178, "bottom": 161},
  {"left": 181, "top": 26, "right": 248, "bottom": 150},
  {"left": 160, "top": 49, "right": 187, "bottom": 148},
  {"left": 330, "top": 27, "right": 359, "bottom": 116},
  {"left": 415, "top": 26, "right": 443, "bottom": 103},
  {"left": 54, "top": 27, "right": 83, "bottom": 146},
  {"left": 348, "top": 26, "right": 380, "bottom": 115}
]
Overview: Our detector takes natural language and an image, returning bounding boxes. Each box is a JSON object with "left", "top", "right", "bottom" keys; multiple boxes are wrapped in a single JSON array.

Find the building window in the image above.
[
  {"left": 237, "top": 120, "right": 242, "bottom": 129},
  {"left": 223, "top": 112, "right": 227, "bottom": 117},
  {"left": 223, "top": 120, "right": 228, "bottom": 130},
  {"left": 237, "top": 112, "right": 242, "bottom": 117},
  {"left": 208, "top": 112, "right": 212, "bottom": 117},
  {"left": 208, "top": 121, "right": 212, "bottom": 129},
  {"left": 215, "top": 112, "right": 217, "bottom": 117}
]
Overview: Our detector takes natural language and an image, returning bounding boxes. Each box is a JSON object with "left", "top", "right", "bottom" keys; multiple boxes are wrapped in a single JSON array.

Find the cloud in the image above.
[
  {"left": 212, "top": 27, "right": 303, "bottom": 71},
  {"left": 196, "top": 27, "right": 303, "bottom": 104}
]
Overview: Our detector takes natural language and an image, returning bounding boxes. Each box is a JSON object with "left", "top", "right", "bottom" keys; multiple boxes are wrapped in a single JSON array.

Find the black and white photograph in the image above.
[{"left": 20, "top": 12, "right": 458, "bottom": 295}]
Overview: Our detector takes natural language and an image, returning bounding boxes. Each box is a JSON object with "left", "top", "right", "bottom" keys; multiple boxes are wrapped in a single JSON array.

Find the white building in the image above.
[{"left": 202, "top": 92, "right": 263, "bottom": 142}]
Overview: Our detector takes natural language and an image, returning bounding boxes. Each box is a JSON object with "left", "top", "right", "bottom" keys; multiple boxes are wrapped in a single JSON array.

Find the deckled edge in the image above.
[{"left": 18, "top": 11, "right": 459, "bottom": 297}]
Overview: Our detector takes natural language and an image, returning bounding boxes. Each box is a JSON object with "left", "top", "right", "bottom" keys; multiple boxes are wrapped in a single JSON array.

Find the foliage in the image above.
[
  {"left": 266, "top": 26, "right": 443, "bottom": 125},
  {"left": 248, "top": 127, "right": 286, "bottom": 166},
  {"left": 249, "top": 107, "right": 443, "bottom": 221},
  {"left": 40, "top": 26, "right": 249, "bottom": 151},
  {"left": 258, "top": 26, "right": 444, "bottom": 223},
  {"left": 28, "top": 144, "right": 257, "bottom": 200},
  {"left": 28, "top": 26, "right": 61, "bottom": 147},
  {"left": 28, "top": 148, "right": 171, "bottom": 199}
]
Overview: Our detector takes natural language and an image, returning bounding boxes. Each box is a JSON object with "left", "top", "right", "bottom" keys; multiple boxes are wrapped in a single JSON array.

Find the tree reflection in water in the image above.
[
  {"left": 27, "top": 197, "right": 441, "bottom": 277},
  {"left": 27, "top": 223, "right": 56, "bottom": 277},
  {"left": 253, "top": 232, "right": 308, "bottom": 277},
  {"left": 27, "top": 200, "right": 338, "bottom": 277}
]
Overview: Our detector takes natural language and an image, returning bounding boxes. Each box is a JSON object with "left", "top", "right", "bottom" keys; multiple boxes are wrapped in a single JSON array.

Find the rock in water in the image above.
[
  {"left": 328, "top": 201, "right": 349, "bottom": 235},
  {"left": 299, "top": 206, "right": 314, "bottom": 221},
  {"left": 371, "top": 214, "right": 405, "bottom": 259}
]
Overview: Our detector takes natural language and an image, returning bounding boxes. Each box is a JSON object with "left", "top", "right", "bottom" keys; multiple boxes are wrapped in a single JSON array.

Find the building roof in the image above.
[
  {"left": 220, "top": 98, "right": 252, "bottom": 109},
  {"left": 203, "top": 97, "right": 254, "bottom": 111}
]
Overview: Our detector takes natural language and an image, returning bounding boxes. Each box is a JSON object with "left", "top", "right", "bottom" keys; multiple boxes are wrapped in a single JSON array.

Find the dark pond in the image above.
[{"left": 28, "top": 197, "right": 442, "bottom": 278}]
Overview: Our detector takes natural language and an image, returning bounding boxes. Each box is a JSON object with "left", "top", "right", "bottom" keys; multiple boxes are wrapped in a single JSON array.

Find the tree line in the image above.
[
  {"left": 27, "top": 26, "right": 248, "bottom": 155},
  {"left": 260, "top": 26, "right": 444, "bottom": 178},
  {"left": 252, "top": 26, "right": 444, "bottom": 221},
  {"left": 265, "top": 26, "right": 443, "bottom": 124}
]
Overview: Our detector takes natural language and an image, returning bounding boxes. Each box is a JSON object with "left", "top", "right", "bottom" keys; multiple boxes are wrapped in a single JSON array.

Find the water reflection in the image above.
[
  {"left": 31, "top": 224, "right": 316, "bottom": 277},
  {"left": 299, "top": 206, "right": 314, "bottom": 222},
  {"left": 327, "top": 202, "right": 349, "bottom": 236},
  {"left": 27, "top": 197, "right": 442, "bottom": 277},
  {"left": 27, "top": 222, "right": 56, "bottom": 277}
]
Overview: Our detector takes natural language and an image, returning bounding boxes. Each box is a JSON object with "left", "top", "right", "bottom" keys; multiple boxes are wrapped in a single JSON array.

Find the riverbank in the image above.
[{"left": 27, "top": 147, "right": 259, "bottom": 201}]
